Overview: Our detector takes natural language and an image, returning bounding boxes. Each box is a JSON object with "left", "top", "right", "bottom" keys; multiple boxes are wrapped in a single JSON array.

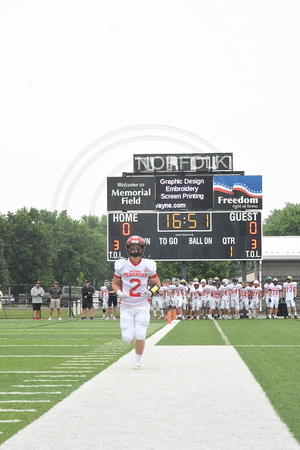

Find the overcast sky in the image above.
[{"left": 1, "top": 0, "right": 299, "bottom": 222}]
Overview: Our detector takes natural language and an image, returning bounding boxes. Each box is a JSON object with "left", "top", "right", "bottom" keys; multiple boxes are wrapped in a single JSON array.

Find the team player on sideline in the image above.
[
  {"left": 169, "top": 277, "right": 185, "bottom": 319},
  {"left": 220, "top": 279, "right": 230, "bottom": 319},
  {"left": 152, "top": 290, "right": 164, "bottom": 319},
  {"left": 229, "top": 278, "right": 242, "bottom": 319},
  {"left": 100, "top": 280, "right": 110, "bottom": 319},
  {"left": 161, "top": 279, "right": 173, "bottom": 318},
  {"left": 249, "top": 280, "right": 262, "bottom": 319},
  {"left": 269, "top": 278, "right": 282, "bottom": 319},
  {"left": 264, "top": 276, "right": 273, "bottom": 318},
  {"left": 240, "top": 282, "right": 250, "bottom": 319},
  {"left": 283, "top": 276, "right": 298, "bottom": 319},
  {"left": 112, "top": 236, "right": 161, "bottom": 370},
  {"left": 189, "top": 280, "right": 203, "bottom": 320}
]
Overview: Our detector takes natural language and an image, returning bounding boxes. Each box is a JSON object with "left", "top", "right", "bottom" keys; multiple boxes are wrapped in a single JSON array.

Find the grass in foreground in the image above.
[
  {"left": 0, "top": 318, "right": 165, "bottom": 444},
  {"left": 157, "top": 318, "right": 300, "bottom": 443}
]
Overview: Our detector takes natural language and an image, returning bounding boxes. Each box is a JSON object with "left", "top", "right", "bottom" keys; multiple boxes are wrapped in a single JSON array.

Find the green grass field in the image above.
[
  {"left": 0, "top": 317, "right": 165, "bottom": 445},
  {"left": 158, "top": 318, "right": 300, "bottom": 443},
  {"left": 0, "top": 316, "right": 299, "bottom": 445}
]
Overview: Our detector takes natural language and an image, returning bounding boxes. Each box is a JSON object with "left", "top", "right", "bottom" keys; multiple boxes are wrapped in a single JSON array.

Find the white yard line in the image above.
[{"left": 1, "top": 320, "right": 299, "bottom": 450}]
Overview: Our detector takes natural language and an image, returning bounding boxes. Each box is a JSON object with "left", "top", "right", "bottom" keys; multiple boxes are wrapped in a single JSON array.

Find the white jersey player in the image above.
[
  {"left": 229, "top": 278, "right": 242, "bottom": 319},
  {"left": 264, "top": 276, "right": 274, "bottom": 318},
  {"left": 112, "top": 236, "right": 161, "bottom": 370},
  {"left": 240, "top": 282, "right": 250, "bottom": 319},
  {"left": 283, "top": 276, "right": 298, "bottom": 319},
  {"left": 249, "top": 280, "right": 262, "bottom": 318},
  {"left": 152, "top": 291, "right": 164, "bottom": 319},
  {"left": 200, "top": 279, "right": 210, "bottom": 318},
  {"left": 100, "top": 280, "right": 110, "bottom": 319},
  {"left": 189, "top": 281, "right": 203, "bottom": 320},
  {"left": 160, "top": 280, "right": 173, "bottom": 317},
  {"left": 180, "top": 280, "right": 189, "bottom": 319},
  {"left": 170, "top": 278, "right": 185, "bottom": 319},
  {"left": 221, "top": 279, "right": 230, "bottom": 319},
  {"left": 269, "top": 278, "right": 282, "bottom": 319}
]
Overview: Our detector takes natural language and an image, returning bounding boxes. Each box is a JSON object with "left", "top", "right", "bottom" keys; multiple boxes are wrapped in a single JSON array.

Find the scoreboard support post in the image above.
[
  {"left": 242, "top": 261, "right": 247, "bottom": 282},
  {"left": 182, "top": 261, "right": 187, "bottom": 282}
]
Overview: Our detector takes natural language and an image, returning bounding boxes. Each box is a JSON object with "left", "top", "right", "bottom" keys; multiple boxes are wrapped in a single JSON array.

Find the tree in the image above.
[{"left": 263, "top": 203, "right": 300, "bottom": 236}]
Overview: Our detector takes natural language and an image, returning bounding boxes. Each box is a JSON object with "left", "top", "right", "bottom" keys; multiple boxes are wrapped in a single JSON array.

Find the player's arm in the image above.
[
  {"left": 112, "top": 276, "right": 121, "bottom": 294},
  {"left": 294, "top": 285, "right": 297, "bottom": 299},
  {"left": 146, "top": 275, "right": 161, "bottom": 296}
]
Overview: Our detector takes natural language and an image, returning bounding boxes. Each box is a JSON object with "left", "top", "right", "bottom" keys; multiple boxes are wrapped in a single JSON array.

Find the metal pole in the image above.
[{"left": 182, "top": 261, "right": 187, "bottom": 281}]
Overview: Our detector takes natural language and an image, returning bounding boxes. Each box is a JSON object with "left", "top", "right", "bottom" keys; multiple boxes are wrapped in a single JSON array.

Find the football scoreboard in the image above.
[
  {"left": 107, "top": 153, "right": 262, "bottom": 262},
  {"left": 107, "top": 211, "right": 262, "bottom": 261}
]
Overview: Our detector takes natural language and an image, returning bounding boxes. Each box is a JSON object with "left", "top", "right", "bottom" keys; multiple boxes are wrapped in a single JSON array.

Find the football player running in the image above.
[
  {"left": 112, "top": 236, "right": 161, "bottom": 370},
  {"left": 283, "top": 276, "right": 298, "bottom": 319}
]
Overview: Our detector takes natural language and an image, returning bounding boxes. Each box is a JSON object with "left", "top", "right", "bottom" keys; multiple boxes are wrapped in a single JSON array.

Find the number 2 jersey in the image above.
[{"left": 114, "top": 257, "right": 158, "bottom": 308}]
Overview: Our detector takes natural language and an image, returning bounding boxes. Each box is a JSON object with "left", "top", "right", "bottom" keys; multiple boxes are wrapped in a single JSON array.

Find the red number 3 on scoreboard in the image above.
[{"left": 129, "top": 278, "right": 141, "bottom": 297}]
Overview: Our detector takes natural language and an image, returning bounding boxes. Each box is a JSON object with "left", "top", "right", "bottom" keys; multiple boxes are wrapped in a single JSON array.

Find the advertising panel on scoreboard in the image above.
[
  {"left": 107, "top": 177, "right": 155, "bottom": 211},
  {"left": 213, "top": 175, "right": 262, "bottom": 210},
  {"left": 155, "top": 175, "right": 213, "bottom": 211}
]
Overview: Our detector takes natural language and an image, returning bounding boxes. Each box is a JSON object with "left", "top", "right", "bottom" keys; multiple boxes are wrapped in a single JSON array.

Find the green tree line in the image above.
[
  {"left": 0, "top": 208, "right": 113, "bottom": 286},
  {"left": 1, "top": 203, "right": 298, "bottom": 287}
]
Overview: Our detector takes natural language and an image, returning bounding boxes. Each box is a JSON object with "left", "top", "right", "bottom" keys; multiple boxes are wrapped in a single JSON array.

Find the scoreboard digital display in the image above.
[{"left": 107, "top": 211, "right": 262, "bottom": 261}]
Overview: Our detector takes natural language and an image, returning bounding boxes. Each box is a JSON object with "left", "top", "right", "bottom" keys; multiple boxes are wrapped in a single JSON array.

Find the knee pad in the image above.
[{"left": 122, "top": 334, "right": 135, "bottom": 344}]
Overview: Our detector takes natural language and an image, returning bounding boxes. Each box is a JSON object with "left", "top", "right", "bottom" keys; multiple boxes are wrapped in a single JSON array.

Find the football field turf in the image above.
[
  {"left": 0, "top": 318, "right": 165, "bottom": 445},
  {"left": 158, "top": 318, "right": 300, "bottom": 443},
  {"left": 0, "top": 318, "right": 299, "bottom": 446}
]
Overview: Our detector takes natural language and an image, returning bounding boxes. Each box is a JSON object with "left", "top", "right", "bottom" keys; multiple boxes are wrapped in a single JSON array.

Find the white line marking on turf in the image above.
[
  {"left": 0, "top": 371, "right": 92, "bottom": 374},
  {"left": 0, "top": 392, "right": 61, "bottom": 395},
  {"left": 213, "top": 320, "right": 231, "bottom": 345},
  {"left": 0, "top": 420, "right": 21, "bottom": 423},
  {"left": 0, "top": 401, "right": 50, "bottom": 403},
  {"left": 13, "top": 385, "right": 72, "bottom": 387},
  {"left": 0, "top": 409, "right": 36, "bottom": 412}
]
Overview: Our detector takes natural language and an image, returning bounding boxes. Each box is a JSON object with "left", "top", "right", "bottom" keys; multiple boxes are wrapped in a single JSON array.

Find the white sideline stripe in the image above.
[
  {"left": 0, "top": 345, "right": 91, "bottom": 347},
  {"left": 0, "top": 355, "right": 91, "bottom": 358},
  {"left": 0, "top": 371, "right": 92, "bottom": 374},
  {"left": 24, "top": 380, "right": 74, "bottom": 382},
  {"left": 213, "top": 320, "right": 231, "bottom": 345},
  {"left": 1, "top": 321, "right": 299, "bottom": 450},
  {"left": 0, "top": 409, "right": 36, "bottom": 412},
  {"left": 0, "top": 420, "right": 20, "bottom": 423},
  {"left": 0, "top": 401, "right": 50, "bottom": 403},
  {"left": 0, "top": 392, "right": 61, "bottom": 395},
  {"left": 13, "top": 385, "right": 72, "bottom": 388},
  {"left": 33, "top": 375, "right": 86, "bottom": 378}
]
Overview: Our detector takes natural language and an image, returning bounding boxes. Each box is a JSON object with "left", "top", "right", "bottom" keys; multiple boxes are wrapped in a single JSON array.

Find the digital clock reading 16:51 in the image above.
[{"left": 158, "top": 212, "right": 212, "bottom": 232}]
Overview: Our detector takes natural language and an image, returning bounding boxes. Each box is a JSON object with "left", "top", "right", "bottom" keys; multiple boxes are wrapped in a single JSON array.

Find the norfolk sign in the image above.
[{"left": 133, "top": 153, "right": 233, "bottom": 173}]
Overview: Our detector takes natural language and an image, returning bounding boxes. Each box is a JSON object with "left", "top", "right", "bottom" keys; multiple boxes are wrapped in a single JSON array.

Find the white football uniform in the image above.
[
  {"left": 161, "top": 285, "right": 173, "bottom": 308},
  {"left": 114, "top": 257, "right": 158, "bottom": 343},
  {"left": 189, "top": 285, "right": 203, "bottom": 311},
  {"left": 213, "top": 287, "right": 222, "bottom": 310},
  {"left": 229, "top": 283, "right": 242, "bottom": 311},
  {"left": 114, "top": 258, "right": 158, "bottom": 309},
  {"left": 240, "top": 287, "right": 250, "bottom": 310},
  {"left": 250, "top": 286, "right": 262, "bottom": 309},
  {"left": 170, "top": 284, "right": 184, "bottom": 308},
  {"left": 221, "top": 285, "right": 230, "bottom": 310},
  {"left": 269, "top": 284, "right": 282, "bottom": 309},
  {"left": 283, "top": 281, "right": 297, "bottom": 308},
  {"left": 101, "top": 286, "right": 109, "bottom": 308}
]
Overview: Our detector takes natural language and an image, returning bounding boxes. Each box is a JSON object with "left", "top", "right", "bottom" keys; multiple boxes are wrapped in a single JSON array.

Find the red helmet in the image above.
[{"left": 126, "top": 235, "right": 145, "bottom": 257}]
